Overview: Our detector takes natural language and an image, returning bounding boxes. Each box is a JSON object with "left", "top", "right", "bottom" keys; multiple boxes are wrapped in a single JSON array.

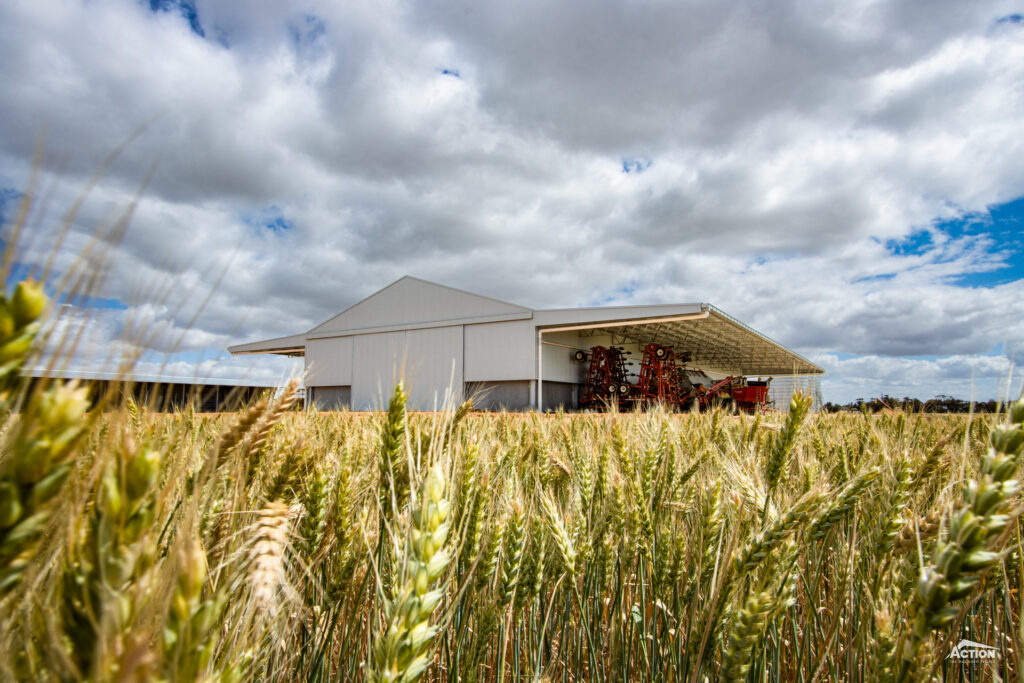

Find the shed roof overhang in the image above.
[
  {"left": 228, "top": 333, "right": 306, "bottom": 357},
  {"left": 537, "top": 305, "right": 822, "bottom": 376}
]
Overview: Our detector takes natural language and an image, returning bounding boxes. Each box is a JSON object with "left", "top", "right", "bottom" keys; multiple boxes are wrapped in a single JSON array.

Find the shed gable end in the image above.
[{"left": 309, "top": 276, "right": 530, "bottom": 335}]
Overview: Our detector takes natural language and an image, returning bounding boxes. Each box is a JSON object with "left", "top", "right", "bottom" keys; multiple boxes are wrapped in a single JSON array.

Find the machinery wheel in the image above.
[
  {"left": 607, "top": 382, "right": 619, "bottom": 395},
  {"left": 572, "top": 349, "right": 588, "bottom": 362},
  {"left": 618, "top": 383, "right": 630, "bottom": 396},
  {"left": 654, "top": 346, "right": 669, "bottom": 360}
]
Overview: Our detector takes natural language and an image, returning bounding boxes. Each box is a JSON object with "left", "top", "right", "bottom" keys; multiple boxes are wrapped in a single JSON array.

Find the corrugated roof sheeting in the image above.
[
  {"left": 769, "top": 375, "right": 824, "bottom": 412},
  {"left": 229, "top": 333, "right": 306, "bottom": 356},
  {"left": 573, "top": 308, "right": 822, "bottom": 376},
  {"left": 309, "top": 276, "right": 529, "bottom": 336}
]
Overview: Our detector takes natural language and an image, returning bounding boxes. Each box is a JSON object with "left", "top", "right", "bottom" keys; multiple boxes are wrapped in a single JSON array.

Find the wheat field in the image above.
[{"left": 0, "top": 275, "right": 1023, "bottom": 682}]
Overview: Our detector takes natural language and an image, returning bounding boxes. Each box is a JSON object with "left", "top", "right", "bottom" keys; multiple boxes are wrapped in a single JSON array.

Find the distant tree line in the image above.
[{"left": 822, "top": 394, "right": 1005, "bottom": 414}]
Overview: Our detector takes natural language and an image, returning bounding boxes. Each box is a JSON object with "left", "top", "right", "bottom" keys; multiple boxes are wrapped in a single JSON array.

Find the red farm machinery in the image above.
[
  {"left": 575, "top": 343, "right": 772, "bottom": 412},
  {"left": 577, "top": 346, "right": 632, "bottom": 405}
]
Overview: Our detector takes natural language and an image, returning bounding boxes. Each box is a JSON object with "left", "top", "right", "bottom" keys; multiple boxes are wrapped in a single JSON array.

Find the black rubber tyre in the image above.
[
  {"left": 572, "top": 350, "right": 588, "bottom": 363},
  {"left": 618, "top": 383, "right": 630, "bottom": 396},
  {"left": 654, "top": 346, "right": 669, "bottom": 360},
  {"left": 607, "top": 383, "right": 619, "bottom": 395}
]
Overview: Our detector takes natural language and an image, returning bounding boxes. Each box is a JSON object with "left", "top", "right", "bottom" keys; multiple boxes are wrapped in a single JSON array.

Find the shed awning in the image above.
[
  {"left": 228, "top": 333, "right": 306, "bottom": 356},
  {"left": 543, "top": 305, "right": 822, "bottom": 376}
]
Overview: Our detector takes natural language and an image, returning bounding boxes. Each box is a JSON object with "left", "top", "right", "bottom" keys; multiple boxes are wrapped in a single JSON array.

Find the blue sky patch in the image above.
[
  {"left": 621, "top": 158, "right": 652, "bottom": 174},
  {"left": 0, "top": 258, "right": 128, "bottom": 310},
  {"left": 997, "top": 13, "right": 1023, "bottom": 25},
  {"left": 4, "top": 262, "right": 36, "bottom": 291},
  {"left": 742, "top": 256, "right": 769, "bottom": 272},
  {"left": 590, "top": 280, "right": 639, "bottom": 306},
  {"left": 61, "top": 294, "right": 129, "bottom": 311},
  {"left": 440, "top": 68, "right": 461, "bottom": 79},
  {"left": 148, "top": 0, "right": 205, "bottom": 38},
  {"left": 885, "top": 194, "right": 1023, "bottom": 287},
  {"left": 885, "top": 229, "right": 932, "bottom": 257},
  {"left": 244, "top": 206, "right": 294, "bottom": 234},
  {"left": 939, "top": 195, "right": 1022, "bottom": 286},
  {"left": 264, "top": 216, "right": 293, "bottom": 233},
  {"left": 853, "top": 272, "right": 897, "bottom": 284}
]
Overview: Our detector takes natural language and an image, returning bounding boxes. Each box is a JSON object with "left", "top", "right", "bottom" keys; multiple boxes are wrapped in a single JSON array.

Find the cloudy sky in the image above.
[{"left": 2, "top": 0, "right": 1023, "bottom": 403}]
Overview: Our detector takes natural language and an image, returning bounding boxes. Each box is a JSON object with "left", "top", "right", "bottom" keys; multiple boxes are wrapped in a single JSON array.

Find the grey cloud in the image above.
[
  {"left": 2, "top": 0, "right": 1024, "bottom": 403},
  {"left": 816, "top": 352, "right": 1018, "bottom": 403},
  {"left": 411, "top": 0, "right": 1010, "bottom": 152}
]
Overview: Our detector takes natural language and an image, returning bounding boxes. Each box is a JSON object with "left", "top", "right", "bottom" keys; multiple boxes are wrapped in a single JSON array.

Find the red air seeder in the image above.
[
  {"left": 576, "top": 343, "right": 771, "bottom": 412},
  {"left": 577, "top": 346, "right": 631, "bottom": 405}
]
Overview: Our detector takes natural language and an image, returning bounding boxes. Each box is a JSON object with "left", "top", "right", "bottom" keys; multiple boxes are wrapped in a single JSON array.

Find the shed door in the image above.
[
  {"left": 352, "top": 331, "right": 408, "bottom": 410},
  {"left": 351, "top": 327, "right": 464, "bottom": 410},
  {"left": 405, "top": 326, "right": 463, "bottom": 410}
]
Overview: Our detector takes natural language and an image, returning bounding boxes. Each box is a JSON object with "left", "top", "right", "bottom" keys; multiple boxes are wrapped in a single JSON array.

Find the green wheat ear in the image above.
[
  {"left": 498, "top": 499, "right": 526, "bottom": 610},
  {"left": 0, "top": 279, "right": 46, "bottom": 398},
  {"left": 763, "top": 389, "right": 812, "bottom": 511},
  {"left": 0, "top": 277, "right": 88, "bottom": 594},
  {"left": 0, "top": 379, "right": 90, "bottom": 593},
  {"left": 719, "top": 588, "right": 774, "bottom": 682},
  {"left": 897, "top": 399, "right": 1024, "bottom": 681},
  {"left": 541, "top": 493, "right": 576, "bottom": 578},
  {"left": 379, "top": 383, "right": 409, "bottom": 522},
  {"left": 369, "top": 465, "right": 451, "bottom": 683}
]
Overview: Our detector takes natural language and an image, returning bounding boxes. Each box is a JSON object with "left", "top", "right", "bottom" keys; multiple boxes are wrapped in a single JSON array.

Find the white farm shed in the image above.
[{"left": 229, "top": 277, "right": 823, "bottom": 411}]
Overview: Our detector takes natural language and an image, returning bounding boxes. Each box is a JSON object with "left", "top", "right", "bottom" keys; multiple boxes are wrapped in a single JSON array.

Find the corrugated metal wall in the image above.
[
  {"left": 309, "top": 386, "right": 351, "bottom": 410},
  {"left": 306, "top": 337, "right": 353, "bottom": 386},
  {"left": 464, "top": 381, "right": 531, "bottom": 410},
  {"left": 348, "top": 327, "right": 464, "bottom": 410},
  {"left": 541, "top": 330, "right": 587, "bottom": 384},
  {"left": 464, "top": 320, "right": 535, "bottom": 382},
  {"left": 768, "top": 375, "right": 824, "bottom": 412},
  {"left": 404, "top": 326, "right": 464, "bottom": 410},
  {"left": 301, "top": 307, "right": 799, "bottom": 412},
  {"left": 351, "top": 331, "right": 408, "bottom": 409}
]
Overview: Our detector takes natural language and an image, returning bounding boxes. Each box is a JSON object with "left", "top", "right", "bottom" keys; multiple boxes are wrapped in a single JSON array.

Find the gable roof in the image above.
[{"left": 307, "top": 276, "right": 531, "bottom": 336}]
